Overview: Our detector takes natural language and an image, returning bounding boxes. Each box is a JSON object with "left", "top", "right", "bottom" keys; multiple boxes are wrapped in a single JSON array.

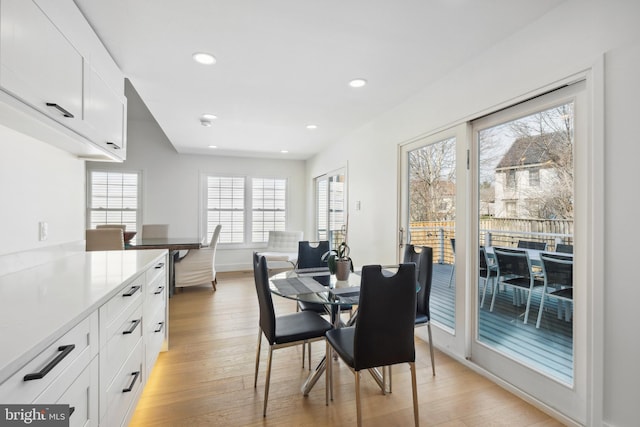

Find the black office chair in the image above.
[
  {"left": 479, "top": 246, "right": 498, "bottom": 308},
  {"left": 492, "top": 247, "right": 543, "bottom": 324},
  {"left": 517, "top": 240, "right": 547, "bottom": 250},
  {"left": 403, "top": 244, "right": 435, "bottom": 376},
  {"left": 252, "top": 253, "right": 333, "bottom": 417},
  {"left": 325, "top": 263, "right": 419, "bottom": 427},
  {"left": 555, "top": 243, "right": 574, "bottom": 254},
  {"left": 536, "top": 252, "right": 573, "bottom": 328}
]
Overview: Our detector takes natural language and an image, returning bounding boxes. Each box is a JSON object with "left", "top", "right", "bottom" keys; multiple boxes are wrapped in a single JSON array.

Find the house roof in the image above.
[{"left": 496, "top": 133, "right": 566, "bottom": 170}]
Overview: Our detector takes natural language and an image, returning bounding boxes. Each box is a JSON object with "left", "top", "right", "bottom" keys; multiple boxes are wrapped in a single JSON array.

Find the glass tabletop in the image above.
[{"left": 269, "top": 268, "right": 362, "bottom": 306}]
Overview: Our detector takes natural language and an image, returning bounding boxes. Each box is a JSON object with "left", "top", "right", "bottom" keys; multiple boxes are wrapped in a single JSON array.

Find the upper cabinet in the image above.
[{"left": 0, "top": 0, "right": 127, "bottom": 161}]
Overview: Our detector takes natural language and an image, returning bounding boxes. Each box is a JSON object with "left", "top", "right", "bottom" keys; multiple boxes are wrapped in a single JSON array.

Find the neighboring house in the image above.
[{"left": 494, "top": 133, "right": 572, "bottom": 219}]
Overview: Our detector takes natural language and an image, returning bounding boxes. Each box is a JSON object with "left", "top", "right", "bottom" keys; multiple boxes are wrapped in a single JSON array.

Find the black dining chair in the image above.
[
  {"left": 403, "top": 244, "right": 435, "bottom": 377},
  {"left": 448, "top": 237, "right": 456, "bottom": 287},
  {"left": 252, "top": 253, "right": 333, "bottom": 417},
  {"left": 325, "top": 263, "right": 419, "bottom": 427},
  {"left": 536, "top": 252, "right": 573, "bottom": 328},
  {"left": 517, "top": 240, "right": 547, "bottom": 250},
  {"left": 492, "top": 247, "right": 544, "bottom": 324}
]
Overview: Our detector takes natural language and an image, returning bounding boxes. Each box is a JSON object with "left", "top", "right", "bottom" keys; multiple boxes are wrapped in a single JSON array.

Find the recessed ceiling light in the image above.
[
  {"left": 349, "top": 78, "right": 367, "bottom": 88},
  {"left": 208, "top": 145, "right": 217, "bottom": 149},
  {"left": 281, "top": 150, "right": 289, "bottom": 154},
  {"left": 192, "top": 52, "right": 216, "bottom": 65},
  {"left": 306, "top": 124, "right": 318, "bottom": 130},
  {"left": 202, "top": 113, "right": 217, "bottom": 120},
  {"left": 200, "top": 119, "right": 212, "bottom": 127}
]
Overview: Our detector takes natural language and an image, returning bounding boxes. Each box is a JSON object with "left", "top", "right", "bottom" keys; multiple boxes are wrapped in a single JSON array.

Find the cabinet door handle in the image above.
[
  {"left": 154, "top": 286, "right": 165, "bottom": 295},
  {"left": 122, "top": 285, "right": 141, "bottom": 297},
  {"left": 155, "top": 262, "right": 165, "bottom": 269},
  {"left": 154, "top": 322, "right": 165, "bottom": 333},
  {"left": 23, "top": 344, "right": 75, "bottom": 381},
  {"left": 122, "top": 318, "right": 141, "bottom": 335},
  {"left": 45, "top": 102, "right": 74, "bottom": 118},
  {"left": 122, "top": 371, "right": 140, "bottom": 393},
  {"left": 69, "top": 407, "right": 75, "bottom": 417},
  {"left": 106, "top": 141, "right": 121, "bottom": 149}
]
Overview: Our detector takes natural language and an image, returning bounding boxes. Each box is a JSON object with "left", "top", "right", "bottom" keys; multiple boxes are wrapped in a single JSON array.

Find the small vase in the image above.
[{"left": 335, "top": 260, "right": 351, "bottom": 281}]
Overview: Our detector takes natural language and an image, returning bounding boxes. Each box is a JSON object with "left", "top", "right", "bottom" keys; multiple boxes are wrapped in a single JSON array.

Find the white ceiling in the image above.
[{"left": 74, "top": 0, "right": 564, "bottom": 160}]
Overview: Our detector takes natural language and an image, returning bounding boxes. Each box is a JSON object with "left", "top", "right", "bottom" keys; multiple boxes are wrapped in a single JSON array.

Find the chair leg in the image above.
[
  {"left": 263, "top": 347, "right": 273, "bottom": 417},
  {"left": 326, "top": 341, "right": 333, "bottom": 405},
  {"left": 409, "top": 362, "right": 420, "bottom": 427},
  {"left": 355, "top": 371, "right": 362, "bottom": 427},
  {"left": 211, "top": 277, "right": 217, "bottom": 291},
  {"left": 308, "top": 341, "right": 312, "bottom": 370},
  {"left": 427, "top": 323, "right": 435, "bottom": 376},
  {"left": 536, "top": 286, "right": 547, "bottom": 328},
  {"left": 253, "top": 328, "right": 262, "bottom": 388},
  {"left": 448, "top": 264, "right": 455, "bottom": 287},
  {"left": 490, "top": 279, "right": 499, "bottom": 312},
  {"left": 301, "top": 341, "right": 305, "bottom": 369}
]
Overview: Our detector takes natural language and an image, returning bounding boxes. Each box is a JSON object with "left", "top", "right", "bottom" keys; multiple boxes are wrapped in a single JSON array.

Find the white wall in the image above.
[
  {"left": 86, "top": 82, "right": 307, "bottom": 271},
  {"left": 307, "top": 1, "right": 639, "bottom": 426},
  {"left": 0, "top": 124, "right": 85, "bottom": 256}
]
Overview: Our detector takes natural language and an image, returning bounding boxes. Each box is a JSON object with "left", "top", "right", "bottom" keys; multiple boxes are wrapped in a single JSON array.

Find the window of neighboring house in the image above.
[
  {"left": 205, "top": 175, "right": 287, "bottom": 245},
  {"left": 505, "top": 200, "right": 517, "bottom": 218},
  {"left": 87, "top": 170, "right": 140, "bottom": 233},
  {"left": 529, "top": 168, "right": 540, "bottom": 186},
  {"left": 506, "top": 169, "right": 516, "bottom": 189}
]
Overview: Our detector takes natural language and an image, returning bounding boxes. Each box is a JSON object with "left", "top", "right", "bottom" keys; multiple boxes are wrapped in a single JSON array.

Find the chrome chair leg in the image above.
[
  {"left": 263, "top": 347, "right": 273, "bottom": 417},
  {"left": 355, "top": 371, "right": 362, "bottom": 427},
  {"left": 410, "top": 362, "right": 420, "bottom": 426},
  {"left": 253, "top": 328, "right": 262, "bottom": 388},
  {"left": 325, "top": 341, "right": 333, "bottom": 405},
  {"left": 427, "top": 323, "right": 436, "bottom": 376},
  {"left": 308, "top": 341, "right": 312, "bottom": 370}
]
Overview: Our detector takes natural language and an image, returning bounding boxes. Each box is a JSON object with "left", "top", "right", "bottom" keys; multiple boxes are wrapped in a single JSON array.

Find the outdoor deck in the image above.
[{"left": 430, "top": 263, "right": 573, "bottom": 384}]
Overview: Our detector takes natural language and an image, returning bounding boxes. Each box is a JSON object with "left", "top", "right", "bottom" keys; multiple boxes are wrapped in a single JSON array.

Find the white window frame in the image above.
[
  {"left": 86, "top": 169, "right": 141, "bottom": 232},
  {"left": 201, "top": 174, "right": 289, "bottom": 248}
]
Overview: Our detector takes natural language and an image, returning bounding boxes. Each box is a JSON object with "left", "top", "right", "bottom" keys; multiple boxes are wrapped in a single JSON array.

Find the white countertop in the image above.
[{"left": 0, "top": 249, "right": 167, "bottom": 384}]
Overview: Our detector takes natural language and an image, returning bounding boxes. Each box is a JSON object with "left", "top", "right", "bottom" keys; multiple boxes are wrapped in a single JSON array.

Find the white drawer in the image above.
[
  {"left": 34, "top": 357, "right": 99, "bottom": 427},
  {"left": 144, "top": 305, "right": 166, "bottom": 377},
  {"left": 102, "top": 303, "right": 143, "bottom": 386},
  {"left": 104, "top": 338, "right": 143, "bottom": 427},
  {"left": 145, "top": 259, "right": 167, "bottom": 287},
  {"left": 144, "top": 270, "right": 166, "bottom": 316},
  {"left": 0, "top": 312, "right": 98, "bottom": 404},
  {"left": 100, "top": 274, "right": 144, "bottom": 333}
]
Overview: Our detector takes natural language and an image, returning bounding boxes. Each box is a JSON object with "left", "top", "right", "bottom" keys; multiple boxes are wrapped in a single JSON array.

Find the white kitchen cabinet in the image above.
[{"left": 0, "top": 0, "right": 83, "bottom": 125}]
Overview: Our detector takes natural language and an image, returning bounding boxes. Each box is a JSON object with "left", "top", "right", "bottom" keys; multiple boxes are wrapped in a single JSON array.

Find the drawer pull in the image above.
[
  {"left": 154, "top": 286, "right": 165, "bottom": 295},
  {"left": 45, "top": 102, "right": 74, "bottom": 118},
  {"left": 155, "top": 262, "right": 165, "bottom": 269},
  {"left": 123, "top": 319, "right": 141, "bottom": 335},
  {"left": 69, "top": 407, "right": 75, "bottom": 417},
  {"left": 154, "top": 322, "right": 165, "bottom": 333},
  {"left": 106, "top": 141, "right": 121, "bottom": 150},
  {"left": 122, "top": 371, "right": 140, "bottom": 393},
  {"left": 122, "top": 285, "right": 141, "bottom": 297},
  {"left": 23, "top": 344, "right": 75, "bottom": 381}
]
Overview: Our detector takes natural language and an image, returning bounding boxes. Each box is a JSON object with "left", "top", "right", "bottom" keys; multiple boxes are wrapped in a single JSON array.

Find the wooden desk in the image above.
[{"left": 127, "top": 237, "right": 205, "bottom": 296}]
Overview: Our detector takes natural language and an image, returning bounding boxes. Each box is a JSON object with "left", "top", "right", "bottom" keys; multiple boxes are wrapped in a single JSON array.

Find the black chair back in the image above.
[
  {"left": 494, "top": 247, "right": 531, "bottom": 279},
  {"left": 403, "top": 244, "right": 433, "bottom": 319},
  {"left": 297, "top": 241, "right": 330, "bottom": 269},
  {"left": 253, "top": 253, "right": 276, "bottom": 343},
  {"left": 517, "top": 240, "right": 547, "bottom": 250},
  {"left": 540, "top": 253, "right": 573, "bottom": 288},
  {"left": 555, "top": 243, "right": 574, "bottom": 254},
  {"left": 354, "top": 264, "right": 416, "bottom": 371}
]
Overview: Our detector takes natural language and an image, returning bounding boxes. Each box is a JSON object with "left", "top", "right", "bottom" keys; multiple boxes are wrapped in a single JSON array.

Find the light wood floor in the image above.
[{"left": 129, "top": 271, "right": 565, "bottom": 426}]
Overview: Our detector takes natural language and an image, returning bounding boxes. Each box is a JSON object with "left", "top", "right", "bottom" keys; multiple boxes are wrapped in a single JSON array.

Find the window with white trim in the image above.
[
  {"left": 87, "top": 170, "right": 140, "bottom": 232},
  {"left": 205, "top": 175, "right": 287, "bottom": 245}
]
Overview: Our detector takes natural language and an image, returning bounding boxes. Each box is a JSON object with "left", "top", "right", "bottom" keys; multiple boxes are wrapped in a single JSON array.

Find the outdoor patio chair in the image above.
[
  {"left": 536, "top": 252, "right": 573, "bottom": 328},
  {"left": 517, "top": 240, "right": 547, "bottom": 250}
]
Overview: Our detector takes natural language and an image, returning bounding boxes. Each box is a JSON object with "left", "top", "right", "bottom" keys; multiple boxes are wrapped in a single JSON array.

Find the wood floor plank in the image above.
[{"left": 129, "top": 271, "right": 565, "bottom": 426}]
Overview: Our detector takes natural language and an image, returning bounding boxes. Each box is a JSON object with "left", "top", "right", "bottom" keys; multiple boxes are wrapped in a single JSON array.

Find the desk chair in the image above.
[
  {"left": 536, "top": 252, "right": 573, "bottom": 328},
  {"left": 403, "top": 244, "right": 436, "bottom": 377},
  {"left": 325, "top": 263, "right": 419, "bottom": 427},
  {"left": 175, "top": 224, "right": 221, "bottom": 291},
  {"left": 85, "top": 228, "right": 124, "bottom": 251},
  {"left": 252, "top": 253, "right": 333, "bottom": 417},
  {"left": 492, "top": 247, "right": 543, "bottom": 324}
]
